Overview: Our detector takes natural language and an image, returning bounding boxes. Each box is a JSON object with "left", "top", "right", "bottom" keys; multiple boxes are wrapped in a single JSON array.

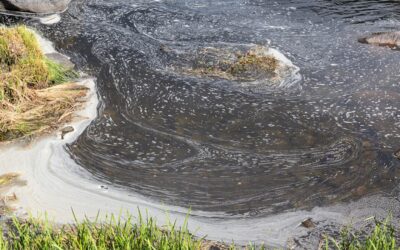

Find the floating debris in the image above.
[
  {"left": 358, "top": 31, "right": 400, "bottom": 48},
  {"left": 0, "top": 173, "right": 26, "bottom": 215}
]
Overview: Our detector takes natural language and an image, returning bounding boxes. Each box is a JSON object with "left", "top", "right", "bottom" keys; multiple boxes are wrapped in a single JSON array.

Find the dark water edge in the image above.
[{"left": 1, "top": 0, "right": 399, "bottom": 222}]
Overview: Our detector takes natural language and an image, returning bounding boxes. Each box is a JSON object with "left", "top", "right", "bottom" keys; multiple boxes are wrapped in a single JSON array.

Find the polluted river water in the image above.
[{"left": 0, "top": 0, "right": 400, "bottom": 248}]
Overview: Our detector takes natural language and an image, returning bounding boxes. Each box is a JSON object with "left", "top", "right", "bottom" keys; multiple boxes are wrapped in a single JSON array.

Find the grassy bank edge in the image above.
[
  {"left": 324, "top": 216, "right": 398, "bottom": 250},
  {"left": 0, "top": 25, "right": 84, "bottom": 142},
  {"left": 0, "top": 211, "right": 397, "bottom": 250}
]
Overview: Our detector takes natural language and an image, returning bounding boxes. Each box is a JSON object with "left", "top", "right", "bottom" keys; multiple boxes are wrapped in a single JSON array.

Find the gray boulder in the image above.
[{"left": 0, "top": 0, "right": 70, "bottom": 14}]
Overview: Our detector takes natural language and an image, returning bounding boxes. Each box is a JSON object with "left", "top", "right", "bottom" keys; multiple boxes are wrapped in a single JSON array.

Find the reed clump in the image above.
[{"left": 0, "top": 25, "right": 86, "bottom": 141}]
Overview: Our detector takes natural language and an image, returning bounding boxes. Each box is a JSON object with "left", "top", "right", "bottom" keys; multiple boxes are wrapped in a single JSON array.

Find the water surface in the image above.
[{"left": 8, "top": 0, "right": 400, "bottom": 218}]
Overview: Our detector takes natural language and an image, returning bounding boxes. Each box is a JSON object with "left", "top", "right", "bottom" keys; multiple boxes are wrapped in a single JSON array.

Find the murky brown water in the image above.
[{"left": 2, "top": 0, "right": 400, "bottom": 218}]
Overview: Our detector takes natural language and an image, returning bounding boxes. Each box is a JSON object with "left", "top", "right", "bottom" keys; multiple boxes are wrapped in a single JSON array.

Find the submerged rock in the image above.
[
  {"left": 358, "top": 31, "right": 400, "bottom": 48},
  {"left": 394, "top": 149, "right": 400, "bottom": 160},
  {"left": 0, "top": 0, "right": 70, "bottom": 14},
  {"left": 168, "top": 44, "right": 300, "bottom": 88},
  {"left": 301, "top": 218, "right": 316, "bottom": 229},
  {"left": 186, "top": 46, "right": 278, "bottom": 81}
]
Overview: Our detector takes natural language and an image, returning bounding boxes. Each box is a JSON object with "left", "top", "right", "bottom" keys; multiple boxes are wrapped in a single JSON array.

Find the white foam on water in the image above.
[
  {"left": 0, "top": 129, "right": 364, "bottom": 247},
  {"left": 39, "top": 14, "right": 61, "bottom": 25},
  {"left": 32, "top": 30, "right": 56, "bottom": 54},
  {"left": 268, "top": 47, "right": 302, "bottom": 88}
]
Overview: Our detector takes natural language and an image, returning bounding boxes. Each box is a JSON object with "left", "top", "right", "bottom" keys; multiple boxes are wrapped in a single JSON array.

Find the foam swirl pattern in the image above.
[{"left": 8, "top": 0, "right": 400, "bottom": 217}]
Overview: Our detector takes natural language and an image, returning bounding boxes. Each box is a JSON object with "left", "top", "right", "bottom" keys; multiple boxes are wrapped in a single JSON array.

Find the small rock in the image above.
[
  {"left": 209, "top": 246, "right": 221, "bottom": 250},
  {"left": 61, "top": 126, "right": 74, "bottom": 139},
  {"left": 201, "top": 241, "right": 229, "bottom": 250},
  {"left": 394, "top": 149, "right": 400, "bottom": 160},
  {"left": 301, "top": 218, "right": 315, "bottom": 229},
  {"left": 46, "top": 52, "right": 75, "bottom": 70}
]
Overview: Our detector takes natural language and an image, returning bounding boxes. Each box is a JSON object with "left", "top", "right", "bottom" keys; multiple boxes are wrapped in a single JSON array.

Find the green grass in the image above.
[
  {"left": 0, "top": 210, "right": 273, "bottom": 250},
  {"left": 45, "top": 58, "right": 78, "bottom": 84},
  {"left": 0, "top": 211, "right": 203, "bottom": 250},
  {"left": 0, "top": 25, "right": 75, "bottom": 97},
  {"left": 0, "top": 211, "right": 396, "bottom": 249},
  {"left": 325, "top": 217, "right": 399, "bottom": 250},
  {"left": 0, "top": 25, "right": 84, "bottom": 141}
]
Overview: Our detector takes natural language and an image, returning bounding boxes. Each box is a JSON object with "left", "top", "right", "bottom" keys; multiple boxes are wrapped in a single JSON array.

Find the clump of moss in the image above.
[
  {"left": 182, "top": 46, "right": 279, "bottom": 82},
  {"left": 228, "top": 49, "right": 278, "bottom": 79},
  {"left": 0, "top": 26, "right": 85, "bottom": 141}
]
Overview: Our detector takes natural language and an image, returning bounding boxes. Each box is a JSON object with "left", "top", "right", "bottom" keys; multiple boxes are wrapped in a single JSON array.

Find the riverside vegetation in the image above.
[
  {"left": 324, "top": 217, "right": 398, "bottom": 250},
  {"left": 0, "top": 25, "right": 86, "bottom": 141},
  {"left": 0, "top": 212, "right": 396, "bottom": 250}
]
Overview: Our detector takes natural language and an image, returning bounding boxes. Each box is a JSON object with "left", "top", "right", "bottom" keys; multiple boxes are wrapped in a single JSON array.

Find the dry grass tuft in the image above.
[{"left": 0, "top": 25, "right": 86, "bottom": 141}]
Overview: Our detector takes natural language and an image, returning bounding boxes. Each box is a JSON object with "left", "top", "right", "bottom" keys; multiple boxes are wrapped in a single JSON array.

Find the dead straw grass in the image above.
[{"left": 0, "top": 25, "right": 87, "bottom": 141}]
